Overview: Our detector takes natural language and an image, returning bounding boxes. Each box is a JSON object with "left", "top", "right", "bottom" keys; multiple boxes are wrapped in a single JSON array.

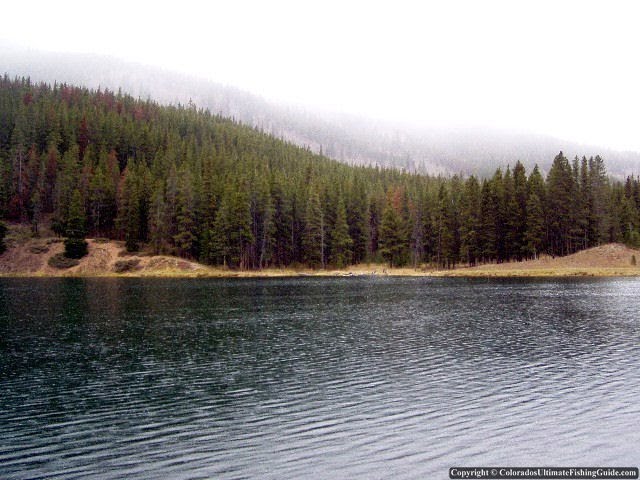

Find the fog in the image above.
[{"left": 3, "top": 0, "right": 640, "bottom": 152}]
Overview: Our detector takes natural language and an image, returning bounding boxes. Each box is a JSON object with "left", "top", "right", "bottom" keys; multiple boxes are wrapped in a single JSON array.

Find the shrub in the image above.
[
  {"left": 64, "top": 238, "right": 88, "bottom": 259},
  {"left": 48, "top": 253, "right": 79, "bottom": 269},
  {"left": 113, "top": 258, "right": 141, "bottom": 273},
  {"left": 632, "top": 255, "right": 637, "bottom": 266},
  {"left": 0, "top": 221, "right": 7, "bottom": 254},
  {"left": 29, "top": 244, "right": 50, "bottom": 254},
  {"left": 125, "top": 236, "right": 139, "bottom": 253}
]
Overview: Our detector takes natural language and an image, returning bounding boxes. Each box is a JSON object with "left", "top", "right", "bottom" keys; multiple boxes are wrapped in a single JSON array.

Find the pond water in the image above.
[{"left": 1, "top": 277, "right": 639, "bottom": 479}]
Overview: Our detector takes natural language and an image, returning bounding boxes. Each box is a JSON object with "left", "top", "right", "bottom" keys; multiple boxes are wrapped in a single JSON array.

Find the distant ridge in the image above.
[{"left": 3, "top": 43, "right": 640, "bottom": 178}]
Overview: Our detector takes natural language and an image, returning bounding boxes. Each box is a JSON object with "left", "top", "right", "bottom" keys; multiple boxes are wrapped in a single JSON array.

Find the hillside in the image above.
[
  {"left": 3, "top": 44, "right": 640, "bottom": 178},
  {"left": 1, "top": 77, "right": 639, "bottom": 274},
  {"left": 445, "top": 244, "right": 640, "bottom": 277},
  {"left": 0, "top": 235, "right": 206, "bottom": 277}
]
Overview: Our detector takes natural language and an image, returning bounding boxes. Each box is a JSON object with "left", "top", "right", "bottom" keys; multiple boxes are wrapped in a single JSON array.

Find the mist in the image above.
[{"left": 3, "top": 0, "right": 640, "bottom": 153}]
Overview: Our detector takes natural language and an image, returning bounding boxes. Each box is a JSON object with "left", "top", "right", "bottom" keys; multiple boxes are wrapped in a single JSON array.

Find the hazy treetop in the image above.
[{"left": 2, "top": 0, "right": 640, "bottom": 152}]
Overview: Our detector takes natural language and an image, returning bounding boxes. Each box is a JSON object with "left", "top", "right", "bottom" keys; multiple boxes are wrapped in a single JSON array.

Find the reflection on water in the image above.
[{"left": 1, "top": 277, "right": 639, "bottom": 479}]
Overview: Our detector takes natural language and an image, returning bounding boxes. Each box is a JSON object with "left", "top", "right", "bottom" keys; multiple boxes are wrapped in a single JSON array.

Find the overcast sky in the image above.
[{"left": 3, "top": 0, "right": 640, "bottom": 151}]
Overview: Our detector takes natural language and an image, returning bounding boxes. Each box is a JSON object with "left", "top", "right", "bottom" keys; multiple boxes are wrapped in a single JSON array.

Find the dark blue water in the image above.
[{"left": 1, "top": 277, "right": 639, "bottom": 479}]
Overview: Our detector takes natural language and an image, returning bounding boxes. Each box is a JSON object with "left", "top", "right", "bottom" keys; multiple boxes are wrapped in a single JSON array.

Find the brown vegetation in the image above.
[
  {"left": 0, "top": 230, "right": 638, "bottom": 278},
  {"left": 441, "top": 243, "right": 640, "bottom": 277}
]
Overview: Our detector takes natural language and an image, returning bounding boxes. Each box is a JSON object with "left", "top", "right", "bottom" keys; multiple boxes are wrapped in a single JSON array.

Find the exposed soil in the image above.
[
  {"left": 0, "top": 236, "right": 208, "bottom": 276},
  {"left": 0, "top": 226, "right": 638, "bottom": 277},
  {"left": 444, "top": 243, "right": 640, "bottom": 276}
]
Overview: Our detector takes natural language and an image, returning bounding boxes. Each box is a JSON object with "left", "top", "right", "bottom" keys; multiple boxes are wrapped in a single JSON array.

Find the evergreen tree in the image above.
[
  {"left": 347, "top": 179, "right": 370, "bottom": 264},
  {"left": 271, "top": 179, "right": 294, "bottom": 266},
  {"left": 89, "top": 152, "right": 117, "bottom": 236},
  {"left": 329, "top": 196, "right": 353, "bottom": 268},
  {"left": 460, "top": 176, "right": 481, "bottom": 265},
  {"left": 173, "top": 166, "right": 197, "bottom": 257},
  {"left": 524, "top": 193, "right": 545, "bottom": 258},
  {"left": 211, "top": 181, "right": 254, "bottom": 268},
  {"left": 546, "top": 152, "right": 575, "bottom": 255},
  {"left": 409, "top": 192, "right": 427, "bottom": 268},
  {"left": 509, "top": 161, "right": 528, "bottom": 260},
  {"left": 491, "top": 169, "right": 507, "bottom": 262},
  {"left": 0, "top": 78, "right": 632, "bottom": 271},
  {"left": 302, "top": 187, "right": 326, "bottom": 268},
  {"left": 117, "top": 166, "right": 141, "bottom": 252},
  {"left": 0, "top": 221, "right": 7, "bottom": 254},
  {"left": 379, "top": 187, "right": 408, "bottom": 267},
  {"left": 588, "top": 155, "right": 610, "bottom": 245},
  {"left": 51, "top": 145, "right": 80, "bottom": 236},
  {"left": 30, "top": 188, "right": 42, "bottom": 236},
  {"left": 64, "top": 189, "right": 88, "bottom": 258},
  {"left": 524, "top": 164, "right": 546, "bottom": 258},
  {"left": 149, "top": 180, "right": 169, "bottom": 254}
]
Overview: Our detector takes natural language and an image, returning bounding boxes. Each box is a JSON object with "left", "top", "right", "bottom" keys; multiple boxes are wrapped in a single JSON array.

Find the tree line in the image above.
[{"left": 1, "top": 76, "right": 639, "bottom": 269}]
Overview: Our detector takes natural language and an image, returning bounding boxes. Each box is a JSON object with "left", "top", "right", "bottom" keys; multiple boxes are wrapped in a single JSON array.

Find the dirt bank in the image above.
[
  {"left": 440, "top": 243, "right": 640, "bottom": 277},
  {"left": 0, "top": 230, "right": 638, "bottom": 278}
]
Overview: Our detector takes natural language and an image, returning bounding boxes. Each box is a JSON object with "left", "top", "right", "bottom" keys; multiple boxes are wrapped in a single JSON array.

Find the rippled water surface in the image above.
[{"left": 1, "top": 277, "right": 639, "bottom": 479}]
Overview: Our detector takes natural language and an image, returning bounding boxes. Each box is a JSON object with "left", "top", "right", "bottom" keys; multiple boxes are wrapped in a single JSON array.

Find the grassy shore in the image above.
[
  {"left": 1, "top": 233, "right": 639, "bottom": 278},
  {"left": 437, "top": 266, "right": 640, "bottom": 277},
  {"left": 4, "top": 265, "right": 638, "bottom": 278}
]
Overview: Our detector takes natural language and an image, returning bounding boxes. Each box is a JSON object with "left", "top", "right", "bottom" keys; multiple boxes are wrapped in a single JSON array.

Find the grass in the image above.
[
  {"left": 2, "top": 230, "right": 639, "bottom": 278},
  {"left": 2, "top": 264, "right": 639, "bottom": 278},
  {"left": 437, "top": 266, "right": 640, "bottom": 277}
]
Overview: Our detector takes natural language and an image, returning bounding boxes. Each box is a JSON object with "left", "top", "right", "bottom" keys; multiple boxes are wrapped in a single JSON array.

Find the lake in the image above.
[{"left": 1, "top": 277, "right": 639, "bottom": 479}]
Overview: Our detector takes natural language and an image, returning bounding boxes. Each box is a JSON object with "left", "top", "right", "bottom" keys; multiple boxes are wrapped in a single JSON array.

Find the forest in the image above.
[{"left": 1, "top": 76, "right": 639, "bottom": 269}]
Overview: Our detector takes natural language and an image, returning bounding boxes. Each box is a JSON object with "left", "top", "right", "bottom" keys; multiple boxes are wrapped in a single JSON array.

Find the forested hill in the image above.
[
  {"left": 3, "top": 45, "right": 640, "bottom": 178},
  {"left": 1, "top": 77, "right": 639, "bottom": 270}
]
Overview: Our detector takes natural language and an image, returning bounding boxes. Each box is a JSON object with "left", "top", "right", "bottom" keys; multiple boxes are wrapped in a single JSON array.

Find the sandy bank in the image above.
[{"left": 0, "top": 234, "right": 638, "bottom": 278}]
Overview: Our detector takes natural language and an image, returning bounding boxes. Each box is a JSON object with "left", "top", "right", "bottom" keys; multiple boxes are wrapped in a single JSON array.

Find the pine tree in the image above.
[
  {"left": 302, "top": 187, "right": 326, "bottom": 268},
  {"left": 509, "top": 161, "right": 528, "bottom": 260},
  {"left": 89, "top": 152, "right": 117, "bottom": 237},
  {"left": 329, "top": 196, "right": 353, "bottom": 268},
  {"left": 211, "top": 181, "right": 254, "bottom": 268},
  {"left": 173, "top": 167, "right": 197, "bottom": 257},
  {"left": 271, "top": 179, "right": 293, "bottom": 266},
  {"left": 479, "top": 179, "right": 497, "bottom": 262},
  {"left": 250, "top": 174, "right": 275, "bottom": 269},
  {"left": 116, "top": 161, "right": 150, "bottom": 253},
  {"left": 588, "top": 155, "right": 610, "bottom": 245},
  {"left": 64, "top": 189, "right": 88, "bottom": 258},
  {"left": 409, "top": 192, "right": 427, "bottom": 268},
  {"left": 524, "top": 193, "right": 545, "bottom": 258},
  {"left": 460, "top": 176, "right": 481, "bottom": 265},
  {"left": 379, "top": 187, "right": 408, "bottom": 267},
  {"left": 578, "top": 157, "right": 591, "bottom": 248},
  {"left": 148, "top": 180, "right": 169, "bottom": 254},
  {"left": 491, "top": 169, "right": 507, "bottom": 262},
  {"left": 0, "top": 221, "right": 7, "bottom": 254},
  {"left": 52, "top": 145, "right": 80, "bottom": 237},
  {"left": 547, "top": 152, "right": 575, "bottom": 255},
  {"left": 0, "top": 78, "right": 633, "bottom": 271},
  {"left": 30, "top": 187, "right": 42, "bottom": 236},
  {"left": 524, "top": 164, "right": 546, "bottom": 258},
  {"left": 347, "top": 179, "right": 370, "bottom": 264}
]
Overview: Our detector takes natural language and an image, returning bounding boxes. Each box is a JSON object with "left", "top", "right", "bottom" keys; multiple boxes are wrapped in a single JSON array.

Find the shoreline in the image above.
[
  {"left": 1, "top": 236, "right": 639, "bottom": 279},
  {"left": 1, "top": 266, "right": 639, "bottom": 279}
]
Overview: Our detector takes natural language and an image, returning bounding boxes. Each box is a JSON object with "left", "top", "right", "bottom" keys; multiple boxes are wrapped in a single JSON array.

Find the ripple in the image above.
[{"left": 1, "top": 277, "right": 640, "bottom": 479}]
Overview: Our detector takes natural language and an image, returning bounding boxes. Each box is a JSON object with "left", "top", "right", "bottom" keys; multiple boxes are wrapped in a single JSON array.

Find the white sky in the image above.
[{"left": 2, "top": 0, "right": 640, "bottom": 151}]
